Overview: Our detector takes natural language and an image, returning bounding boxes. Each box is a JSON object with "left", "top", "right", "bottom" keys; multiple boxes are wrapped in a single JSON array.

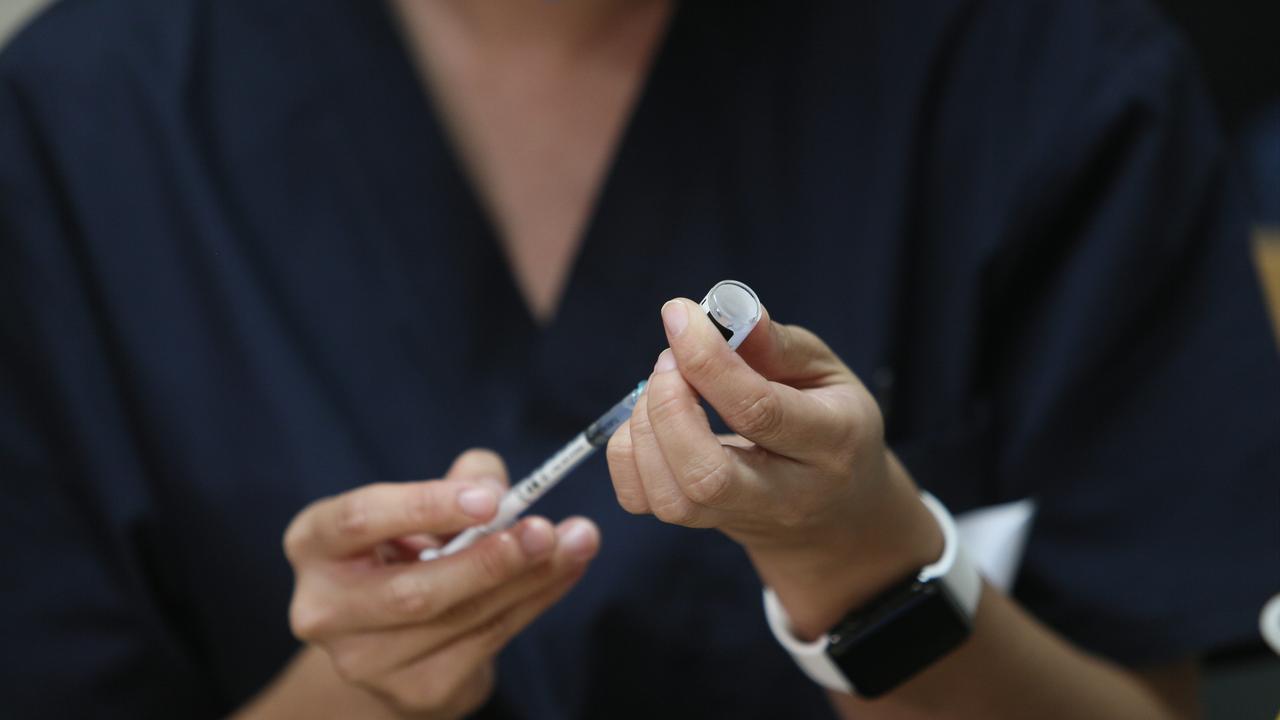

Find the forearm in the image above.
[
  {"left": 823, "top": 583, "right": 1197, "bottom": 720},
  {"left": 750, "top": 458, "right": 1198, "bottom": 719},
  {"left": 612, "top": 301, "right": 1205, "bottom": 718}
]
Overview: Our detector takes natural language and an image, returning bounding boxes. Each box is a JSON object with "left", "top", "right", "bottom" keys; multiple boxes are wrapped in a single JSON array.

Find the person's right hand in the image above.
[{"left": 283, "top": 449, "right": 600, "bottom": 719}]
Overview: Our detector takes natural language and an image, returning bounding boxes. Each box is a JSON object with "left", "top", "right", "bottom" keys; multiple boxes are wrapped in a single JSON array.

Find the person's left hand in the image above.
[{"left": 605, "top": 298, "right": 942, "bottom": 637}]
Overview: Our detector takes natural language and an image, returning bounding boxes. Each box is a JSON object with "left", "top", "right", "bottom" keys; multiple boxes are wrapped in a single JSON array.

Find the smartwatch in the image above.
[{"left": 764, "top": 492, "right": 982, "bottom": 698}]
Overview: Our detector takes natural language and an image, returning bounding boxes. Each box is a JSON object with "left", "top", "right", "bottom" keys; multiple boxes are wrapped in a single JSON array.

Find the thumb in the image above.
[{"left": 733, "top": 305, "right": 852, "bottom": 388}]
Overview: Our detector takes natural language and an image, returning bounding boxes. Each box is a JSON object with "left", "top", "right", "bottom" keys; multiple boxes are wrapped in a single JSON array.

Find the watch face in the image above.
[{"left": 826, "top": 576, "right": 973, "bottom": 698}]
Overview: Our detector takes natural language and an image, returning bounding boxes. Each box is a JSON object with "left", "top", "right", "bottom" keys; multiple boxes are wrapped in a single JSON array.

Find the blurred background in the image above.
[
  {"left": 1, "top": 0, "right": 1276, "bottom": 716},
  {"left": 0, "top": 0, "right": 44, "bottom": 47}
]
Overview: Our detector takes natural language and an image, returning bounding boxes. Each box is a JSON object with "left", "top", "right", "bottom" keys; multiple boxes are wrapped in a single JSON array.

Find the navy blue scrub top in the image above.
[{"left": 2, "top": 1, "right": 1278, "bottom": 718}]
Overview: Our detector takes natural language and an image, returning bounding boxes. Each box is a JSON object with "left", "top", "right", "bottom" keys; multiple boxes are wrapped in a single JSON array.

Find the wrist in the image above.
[
  {"left": 744, "top": 452, "right": 943, "bottom": 640},
  {"left": 233, "top": 646, "right": 403, "bottom": 720}
]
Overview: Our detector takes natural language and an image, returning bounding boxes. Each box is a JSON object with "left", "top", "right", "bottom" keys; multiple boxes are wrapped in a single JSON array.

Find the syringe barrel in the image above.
[{"left": 584, "top": 383, "right": 646, "bottom": 447}]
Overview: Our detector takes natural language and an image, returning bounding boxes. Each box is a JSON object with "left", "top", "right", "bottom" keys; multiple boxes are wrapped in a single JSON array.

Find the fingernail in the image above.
[
  {"left": 519, "top": 519, "right": 555, "bottom": 557},
  {"left": 473, "top": 475, "right": 506, "bottom": 493},
  {"left": 661, "top": 300, "right": 688, "bottom": 337},
  {"left": 458, "top": 487, "right": 497, "bottom": 519},
  {"left": 653, "top": 348, "right": 676, "bottom": 373},
  {"left": 560, "top": 520, "right": 599, "bottom": 562}
]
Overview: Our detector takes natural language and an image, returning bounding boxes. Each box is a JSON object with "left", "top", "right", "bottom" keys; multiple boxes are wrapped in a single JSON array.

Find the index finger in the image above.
[{"left": 285, "top": 480, "right": 498, "bottom": 561}]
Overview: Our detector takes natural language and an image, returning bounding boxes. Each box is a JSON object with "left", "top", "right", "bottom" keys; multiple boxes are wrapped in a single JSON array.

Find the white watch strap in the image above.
[
  {"left": 917, "top": 491, "right": 982, "bottom": 615},
  {"left": 763, "top": 491, "right": 981, "bottom": 695},
  {"left": 763, "top": 582, "right": 855, "bottom": 693}
]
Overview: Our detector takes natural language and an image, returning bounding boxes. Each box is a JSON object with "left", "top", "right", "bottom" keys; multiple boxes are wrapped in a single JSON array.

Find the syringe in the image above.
[
  {"left": 421, "top": 280, "right": 763, "bottom": 561},
  {"left": 419, "top": 383, "right": 645, "bottom": 560}
]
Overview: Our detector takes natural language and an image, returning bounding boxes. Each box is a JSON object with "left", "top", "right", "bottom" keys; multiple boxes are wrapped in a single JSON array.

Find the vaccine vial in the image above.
[{"left": 700, "top": 280, "right": 762, "bottom": 350}]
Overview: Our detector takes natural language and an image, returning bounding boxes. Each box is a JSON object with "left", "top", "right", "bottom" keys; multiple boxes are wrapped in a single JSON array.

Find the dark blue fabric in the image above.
[
  {"left": 1, "top": 0, "right": 1277, "bottom": 718},
  {"left": 1243, "top": 104, "right": 1280, "bottom": 223}
]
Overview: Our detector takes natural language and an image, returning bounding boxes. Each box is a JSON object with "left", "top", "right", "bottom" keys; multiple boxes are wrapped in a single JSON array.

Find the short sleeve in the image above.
[
  {"left": 0, "top": 65, "right": 218, "bottom": 719},
  {"left": 985, "top": 5, "right": 1280, "bottom": 664}
]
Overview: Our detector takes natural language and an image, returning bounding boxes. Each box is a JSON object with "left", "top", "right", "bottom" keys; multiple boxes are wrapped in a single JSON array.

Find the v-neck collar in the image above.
[
  {"left": 348, "top": 0, "right": 694, "bottom": 334},
  {"left": 302, "top": 0, "right": 732, "bottom": 424},
  {"left": 387, "top": 1, "right": 688, "bottom": 333}
]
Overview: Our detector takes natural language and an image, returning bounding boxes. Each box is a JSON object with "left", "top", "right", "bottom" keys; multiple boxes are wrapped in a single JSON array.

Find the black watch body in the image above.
[{"left": 825, "top": 572, "right": 974, "bottom": 698}]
